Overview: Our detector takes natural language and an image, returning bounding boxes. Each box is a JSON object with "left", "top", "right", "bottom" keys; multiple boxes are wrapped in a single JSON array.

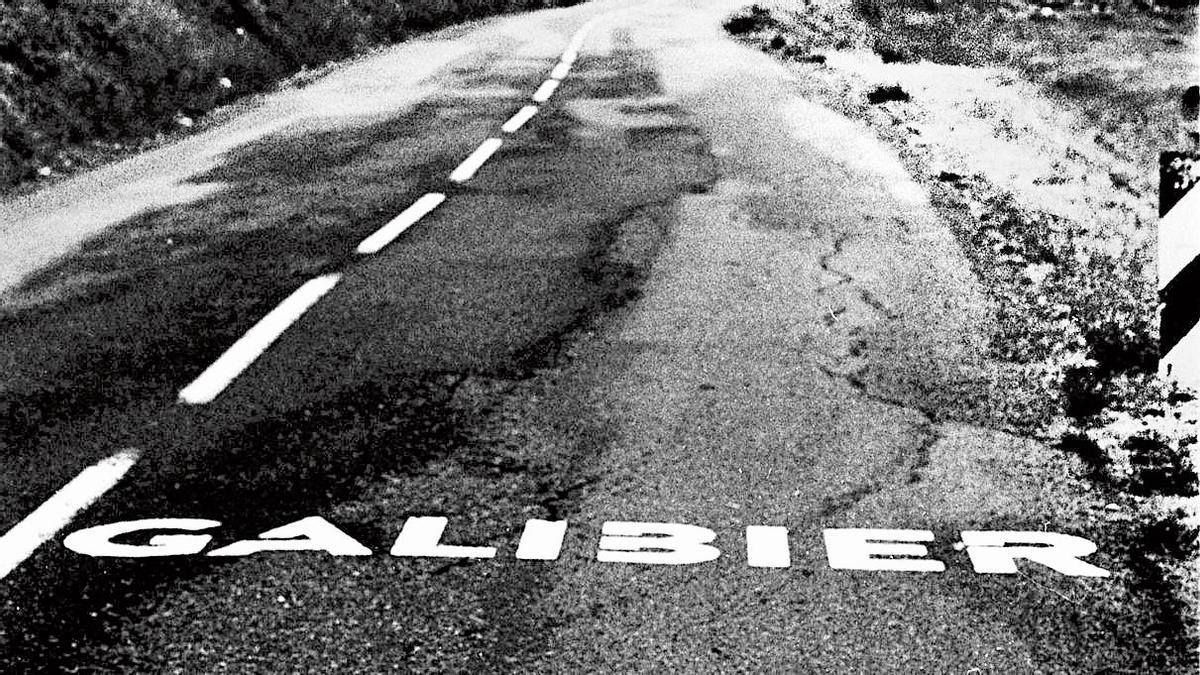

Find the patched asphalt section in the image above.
[{"left": 0, "top": 35, "right": 716, "bottom": 672}]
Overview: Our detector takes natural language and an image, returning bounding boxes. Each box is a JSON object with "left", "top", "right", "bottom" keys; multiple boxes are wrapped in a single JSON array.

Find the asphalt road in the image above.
[{"left": 0, "top": 0, "right": 1190, "bottom": 672}]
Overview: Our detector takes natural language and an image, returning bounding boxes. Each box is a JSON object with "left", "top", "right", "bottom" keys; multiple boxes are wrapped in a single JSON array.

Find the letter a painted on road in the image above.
[
  {"left": 206, "top": 516, "right": 371, "bottom": 557},
  {"left": 390, "top": 517, "right": 497, "bottom": 559}
]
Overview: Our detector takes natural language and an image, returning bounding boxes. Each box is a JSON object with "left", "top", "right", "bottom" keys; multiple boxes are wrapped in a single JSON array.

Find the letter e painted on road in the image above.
[
  {"left": 390, "top": 517, "right": 497, "bottom": 559},
  {"left": 206, "top": 516, "right": 371, "bottom": 557},
  {"left": 64, "top": 518, "right": 221, "bottom": 558},
  {"left": 823, "top": 528, "right": 945, "bottom": 573},
  {"left": 597, "top": 521, "right": 721, "bottom": 565},
  {"left": 959, "top": 530, "right": 1110, "bottom": 578}
]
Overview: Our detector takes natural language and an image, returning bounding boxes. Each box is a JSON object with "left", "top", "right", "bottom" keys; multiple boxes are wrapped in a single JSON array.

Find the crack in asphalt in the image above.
[{"left": 813, "top": 228, "right": 941, "bottom": 514}]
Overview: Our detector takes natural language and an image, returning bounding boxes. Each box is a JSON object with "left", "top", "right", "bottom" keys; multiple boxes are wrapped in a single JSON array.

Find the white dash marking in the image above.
[
  {"left": 179, "top": 274, "right": 342, "bottom": 404},
  {"left": 550, "top": 61, "right": 571, "bottom": 80},
  {"left": 356, "top": 193, "right": 446, "bottom": 254},
  {"left": 501, "top": 106, "right": 540, "bottom": 134},
  {"left": 449, "top": 138, "right": 503, "bottom": 183},
  {"left": 532, "top": 79, "right": 561, "bottom": 103},
  {"left": 0, "top": 448, "right": 140, "bottom": 580},
  {"left": 561, "top": 20, "right": 597, "bottom": 65}
]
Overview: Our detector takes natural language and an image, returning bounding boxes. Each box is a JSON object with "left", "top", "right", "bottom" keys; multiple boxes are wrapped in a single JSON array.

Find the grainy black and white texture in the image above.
[{"left": 0, "top": 0, "right": 1197, "bottom": 672}]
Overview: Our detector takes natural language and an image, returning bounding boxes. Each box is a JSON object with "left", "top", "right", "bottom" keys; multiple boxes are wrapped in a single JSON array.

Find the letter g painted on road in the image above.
[{"left": 64, "top": 518, "right": 221, "bottom": 558}]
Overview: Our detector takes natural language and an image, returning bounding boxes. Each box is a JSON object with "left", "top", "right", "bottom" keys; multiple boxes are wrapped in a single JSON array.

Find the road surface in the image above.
[{"left": 0, "top": 0, "right": 1188, "bottom": 671}]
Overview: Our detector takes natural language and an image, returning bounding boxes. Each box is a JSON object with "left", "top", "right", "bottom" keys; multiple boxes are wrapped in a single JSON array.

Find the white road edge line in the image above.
[
  {"left": 501, "top": 105, "right": 540, "bottom": 134},
  {"left": 532, "top": 79, "right": 561, "bottom": 103},
  {"left": 356, "top": 193, "right": 447, "bottom": 254},
  {"left": 179, "top": 274, "right": 342, "bottom": 405},
  {"left": 0, "top": 448, "right": 140, "bottom": 580},
  {"left": 550, "top": 61, "right": 571, "bottom": 80},
  {"left": 449, "top": 138, "right": 503, "bottom": 183}
]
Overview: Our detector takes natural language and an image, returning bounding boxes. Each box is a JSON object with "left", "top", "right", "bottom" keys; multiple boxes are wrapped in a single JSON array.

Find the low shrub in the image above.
[
  {"left": 1126, "top": 434, "right": 1199, "bottom": 497},
  {"left": 723, "top": 4, "right": 779, "bottom": 35},
  {"left": 867, "top": 84, "right": 911, "bottom": 104},
  {"left": 0, "top": 0, "right": 584, "bottom": 188}
]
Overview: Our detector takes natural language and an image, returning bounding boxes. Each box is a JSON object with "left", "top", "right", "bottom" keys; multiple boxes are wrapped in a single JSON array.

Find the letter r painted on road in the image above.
[
  {"left": 597, "top": 521, "right": 721, "bottom": 565},
  {"left": 64, "top": 518, "right": 221, "bottom": 558},
  {"left": 390, "top": 517, "right": 497, "bottom": 559},
  {"left": 960, "top": 531, "right": 1111, "bottom": 578},
  {"left": 823, "top": 528, "right": 946, "bottom": 573}
]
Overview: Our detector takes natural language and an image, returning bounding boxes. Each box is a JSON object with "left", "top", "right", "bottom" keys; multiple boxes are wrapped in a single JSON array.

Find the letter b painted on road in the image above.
[{"left": 597, "top": 521, "right": 721, "bottom": 565}]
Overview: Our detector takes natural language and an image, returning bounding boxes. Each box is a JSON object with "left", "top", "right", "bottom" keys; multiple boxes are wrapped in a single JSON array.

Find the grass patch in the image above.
[{"left": 0, "top": 0, "right": 586, "bottom": 189}]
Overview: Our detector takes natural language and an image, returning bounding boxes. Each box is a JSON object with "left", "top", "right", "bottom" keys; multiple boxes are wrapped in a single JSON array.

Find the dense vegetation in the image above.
[{"left": 0, "top": 0, "right": 581, "bottom": 187}]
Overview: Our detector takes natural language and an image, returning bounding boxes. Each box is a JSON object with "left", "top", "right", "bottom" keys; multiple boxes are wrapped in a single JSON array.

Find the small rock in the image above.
[
  {"left": 218, "top": 77, "right": 233, "bottom": 89},
  {"left": 176, "top": 116, "right": 194, "bottom": 128},
  {"left": 37, "top": 166, "right": 52, "bottom": 177},
  {"left": 235, "top": 27, "right": 247, "bottom": 36},
  {"left": 1104, "top": 503, "right": 1120, "bottom": 511}
]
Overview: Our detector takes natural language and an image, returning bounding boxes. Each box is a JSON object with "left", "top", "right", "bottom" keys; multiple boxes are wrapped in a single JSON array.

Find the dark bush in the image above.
[
  {"left": 723, "top": 4, "right": 779, "bottom": 35},
  {"left": 1126, "top": 434, "right": 1199, "bottom": 497},
  {"left": 1137, "top": 509, "right": 1199, "bottom": 559},
  {"left": 1058, "top": 431, "right": 1110, "bottom": 480},
  {"left": 1061, "top": 366, "right": 1107, "bottom": 419},
  {"left": 875, "top": 43, "right": 914, "bottom": 64},
  {"left": 1084, "top": 320, "right": 1158, "bottom": 376},
  {"left": 867, "top": 84, "right": 911, "bottom": 104}
]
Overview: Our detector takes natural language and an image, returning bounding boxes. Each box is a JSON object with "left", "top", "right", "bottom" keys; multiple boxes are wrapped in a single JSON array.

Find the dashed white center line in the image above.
[
  {"left": 0, "top": 448, "right": 140, "bottom": 580},
  {"left": 179, "top": 273, "right": 343, "bottom": 405},
  {"left": 550, "top": 61, "right": 572, "bottom": 80},
  {"left": 449, "top": 138, "right": 504, "bottom": 183},
  {"left": 532, "top": 79, "right": 561, "bottom": 103},
  {"left": 502, "top": 105, "right": 540, "bottom": 134},
  {"left": 356, "top": 192, "right": 446, "bottom": 254},
  {"left": 561, "top": 20, "right": 596, "bottom": 65}
]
